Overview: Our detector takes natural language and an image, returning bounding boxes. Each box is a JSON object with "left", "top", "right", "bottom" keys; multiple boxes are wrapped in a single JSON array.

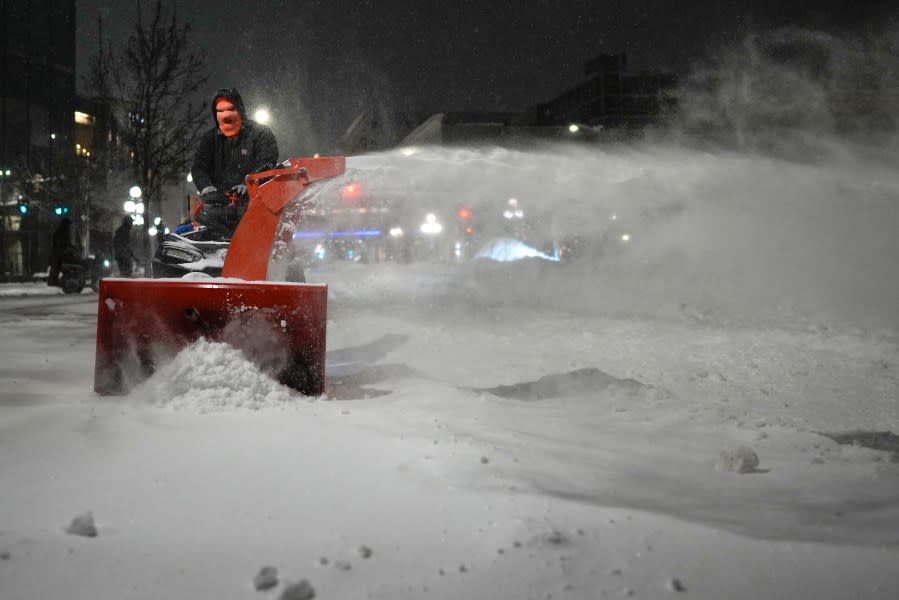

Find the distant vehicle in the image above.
[{"left": 54, "top": 253, "right": 113, "bottom": 294}]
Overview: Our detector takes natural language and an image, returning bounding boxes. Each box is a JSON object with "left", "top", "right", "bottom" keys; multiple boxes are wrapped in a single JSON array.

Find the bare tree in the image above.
[{"left": 88, "top": 0, "right": 209, "bottom": 273}]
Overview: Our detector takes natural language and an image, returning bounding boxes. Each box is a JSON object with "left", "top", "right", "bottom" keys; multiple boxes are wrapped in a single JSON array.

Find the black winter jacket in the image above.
[
  {"left": 191, "top": 89, "right": 279, "bottom": 193},
  {"left": 113, "top": 223, "right": 132, "bottom": 261}
]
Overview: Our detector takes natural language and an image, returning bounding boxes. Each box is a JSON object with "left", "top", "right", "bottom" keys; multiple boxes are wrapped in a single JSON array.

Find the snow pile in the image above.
[
  {"left": 133, "top": 338, "right": 301, "bottom": 411},
  {"left": 253, "top": 567, "right": 279, "bottom": 591},
  {"left": 64, "top": 511, "right": 98, "bottom": 537},
  {"left": 278, "top": 580, "right": 316, "bottom": 600},
  {"left": 0, "top": 282, "right": 64, "bottom": 297}
]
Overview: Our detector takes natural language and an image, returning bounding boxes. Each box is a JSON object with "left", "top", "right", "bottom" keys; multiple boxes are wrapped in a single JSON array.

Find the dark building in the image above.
[
  {"left": 0, "top": 0, "right": 77, "bottom": 280},
  {"left": 535, "top": 52, "right": 677, "bottom": 131},
  {"left": 399, "top": 53, "right": 677, "bottom": 148}
]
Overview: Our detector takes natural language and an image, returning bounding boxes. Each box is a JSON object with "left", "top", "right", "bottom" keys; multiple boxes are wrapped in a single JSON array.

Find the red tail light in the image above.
[{"left": 341, "top": 183, "right": 361, "bottom": 199}]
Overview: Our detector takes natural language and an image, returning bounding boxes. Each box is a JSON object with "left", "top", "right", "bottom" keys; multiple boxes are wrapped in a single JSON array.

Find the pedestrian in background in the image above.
[
  {"left": 113, "top": 215, "right": 134, "bottom": 277},
  {"left": 48, "top": 216, "right": 77, "bottom": 286}
]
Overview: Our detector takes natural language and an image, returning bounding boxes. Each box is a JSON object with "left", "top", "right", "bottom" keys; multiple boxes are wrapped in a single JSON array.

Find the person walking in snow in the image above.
[
  {"left": 48, "top": 216, "right": 78, "bottom": 286},
  {"left": 190, "top": 87, "right": 279, "bottom": 238},
  {"left": 113, "top": 215, "right": 135, "bottom": 277}
]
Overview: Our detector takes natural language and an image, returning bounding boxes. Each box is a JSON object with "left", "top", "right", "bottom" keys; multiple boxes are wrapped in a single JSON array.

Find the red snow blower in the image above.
[{"left": 94, "top": 156, "right": 346, "bottom": 396}]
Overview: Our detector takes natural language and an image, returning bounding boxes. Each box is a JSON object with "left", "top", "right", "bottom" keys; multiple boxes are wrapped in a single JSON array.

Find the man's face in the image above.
[{"left": 215, "top": 98, "right": 242, "bottom": 137}]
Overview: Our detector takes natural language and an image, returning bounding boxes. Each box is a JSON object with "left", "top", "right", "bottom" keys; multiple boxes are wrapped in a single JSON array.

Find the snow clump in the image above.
[
  {"left": 253, "top": 566, "right": 279, "bottom": 591},
  {"left": 717, "top": 446, "right": 761, "bottom": 473},
  {"left": 64, "top": 511, "right": 98, "bottom": 537},
  {"left": 279, "top": 579, "right": 316, "bottom": 600}
]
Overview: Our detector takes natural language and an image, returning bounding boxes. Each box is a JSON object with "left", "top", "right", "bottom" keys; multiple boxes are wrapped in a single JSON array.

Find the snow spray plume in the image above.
[
  {"left": 323, "top": 140, "right": 899, "bottom": 331},
  {"left": 672, "top": 26, "right": 899, "bottom": 160}
]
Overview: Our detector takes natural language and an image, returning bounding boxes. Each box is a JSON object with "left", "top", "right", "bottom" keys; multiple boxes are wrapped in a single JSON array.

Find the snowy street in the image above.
[{"left": 2, "top": 144, "right": 899, "bottom": 599}]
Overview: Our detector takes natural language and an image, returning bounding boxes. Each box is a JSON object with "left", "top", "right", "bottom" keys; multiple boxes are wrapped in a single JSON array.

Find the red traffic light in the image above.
[{"left": 457, "top": 208, "right": 471, "bottom": 220}]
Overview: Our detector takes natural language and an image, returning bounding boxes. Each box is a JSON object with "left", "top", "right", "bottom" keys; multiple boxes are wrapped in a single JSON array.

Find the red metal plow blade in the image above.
[{"left": 94, "top": 277, "right": 327, "bottom": 396}]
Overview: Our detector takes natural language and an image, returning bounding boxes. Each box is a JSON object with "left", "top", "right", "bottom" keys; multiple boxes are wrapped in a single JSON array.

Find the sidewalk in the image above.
[{"left": 0, "top": 281, "right": 66, "bottom": 297}]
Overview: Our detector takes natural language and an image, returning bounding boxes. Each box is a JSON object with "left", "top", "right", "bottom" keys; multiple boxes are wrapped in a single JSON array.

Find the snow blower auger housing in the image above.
[{"left": 94, "top": 156, "right": 346, "bottom": 396}]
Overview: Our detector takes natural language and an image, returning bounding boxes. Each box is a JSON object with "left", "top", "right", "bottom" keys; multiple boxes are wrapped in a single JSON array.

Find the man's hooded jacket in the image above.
[{"left": 191, "top": 88, "right": 279, "bottom": 194}]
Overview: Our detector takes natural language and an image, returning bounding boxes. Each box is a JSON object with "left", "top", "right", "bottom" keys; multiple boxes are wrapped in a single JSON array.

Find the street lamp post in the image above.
[
  {"left": 122, "top": 186, "right": 145, "bottom": 276},
  {"left": 0, "top": 169, "right": 10, "bottom": 278},
  {"left": 124, "top": 186, "right": 144, "bottom": 226}
]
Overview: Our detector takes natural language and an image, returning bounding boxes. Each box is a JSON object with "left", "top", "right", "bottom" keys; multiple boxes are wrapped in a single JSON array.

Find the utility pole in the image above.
[{"left": 0, "top": 171, "right": 7, "bottom": 279}]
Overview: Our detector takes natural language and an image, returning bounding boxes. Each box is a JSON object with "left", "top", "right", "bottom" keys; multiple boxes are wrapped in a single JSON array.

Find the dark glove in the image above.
[{"left": 200, "top": 187, "right": 230, "bottom": 206}]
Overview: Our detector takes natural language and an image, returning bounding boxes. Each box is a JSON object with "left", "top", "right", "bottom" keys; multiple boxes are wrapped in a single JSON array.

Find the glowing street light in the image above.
[
  {"left": 503, "top": 197, "right": 524, "bottom": 220},
  {"left": 149, "top": 216, "right": 168, "bottom": 237},
  {"left": 124, "top": 185, "right": 145, "bottom": 226},
  {"left": 420, "top": 213, "right": 443, "bottom": 235},
  {"left": 254, "top": 108, "right": 271, "bottom": 124}
]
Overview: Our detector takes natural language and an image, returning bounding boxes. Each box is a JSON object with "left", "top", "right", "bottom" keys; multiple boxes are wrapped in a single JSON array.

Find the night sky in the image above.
[{"left": 76, "top": 1, "right": 894, "bottom": 155}]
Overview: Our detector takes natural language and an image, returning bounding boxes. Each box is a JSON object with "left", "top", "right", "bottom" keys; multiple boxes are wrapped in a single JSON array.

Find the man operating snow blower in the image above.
[{"left": 191, "top": 87, "right": 279, "bottom": 239}]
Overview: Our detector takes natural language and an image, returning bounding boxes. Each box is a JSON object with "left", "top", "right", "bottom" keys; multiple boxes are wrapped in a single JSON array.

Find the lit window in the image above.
[{"left": 74, "top": 111, "right": 95, "bottom": 125}]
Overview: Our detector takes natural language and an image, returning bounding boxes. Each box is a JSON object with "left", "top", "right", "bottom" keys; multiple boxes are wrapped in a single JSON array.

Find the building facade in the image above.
[
  {"left": 0, "top": 0, "right": 77, "bottom": 280},
  {"left": 535, "top": 53, "right": 677, "bottom": 131}
]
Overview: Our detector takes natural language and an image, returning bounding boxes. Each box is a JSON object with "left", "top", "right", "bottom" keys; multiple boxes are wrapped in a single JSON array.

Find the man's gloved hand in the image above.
[
  {"left": 230, "top": 183, "right": 248, "bottom": 196},
  {"left": 200, "top": 186, "right": 229, "bottom": 206}
]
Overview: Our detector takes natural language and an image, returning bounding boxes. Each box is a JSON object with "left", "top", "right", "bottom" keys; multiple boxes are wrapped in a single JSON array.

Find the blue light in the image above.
[
  {"left": 17, "top": 203, "right": 28, "bottom": 215},
  {"left": 474, "top": 237, "right": 560, "bottom": 263},
  {"left": 293, "top": 229, "right": 382, "bottom": 239}
]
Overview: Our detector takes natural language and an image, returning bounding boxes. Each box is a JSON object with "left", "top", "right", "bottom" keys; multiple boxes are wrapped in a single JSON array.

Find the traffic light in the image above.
[
  {"left": 17, "top": 199, "right": 29, "bottom": 215},
  {"left": 53, "top": 204, "right": 69, "bottom": 216},
  {"left": 457, "top": 208, "right": 473, "bottom": 233}
]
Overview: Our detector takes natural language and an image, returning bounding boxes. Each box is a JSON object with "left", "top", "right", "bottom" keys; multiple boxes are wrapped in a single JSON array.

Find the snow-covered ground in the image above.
[{"left": 1, "top": 143, "right": 898, "bottom": 599}]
